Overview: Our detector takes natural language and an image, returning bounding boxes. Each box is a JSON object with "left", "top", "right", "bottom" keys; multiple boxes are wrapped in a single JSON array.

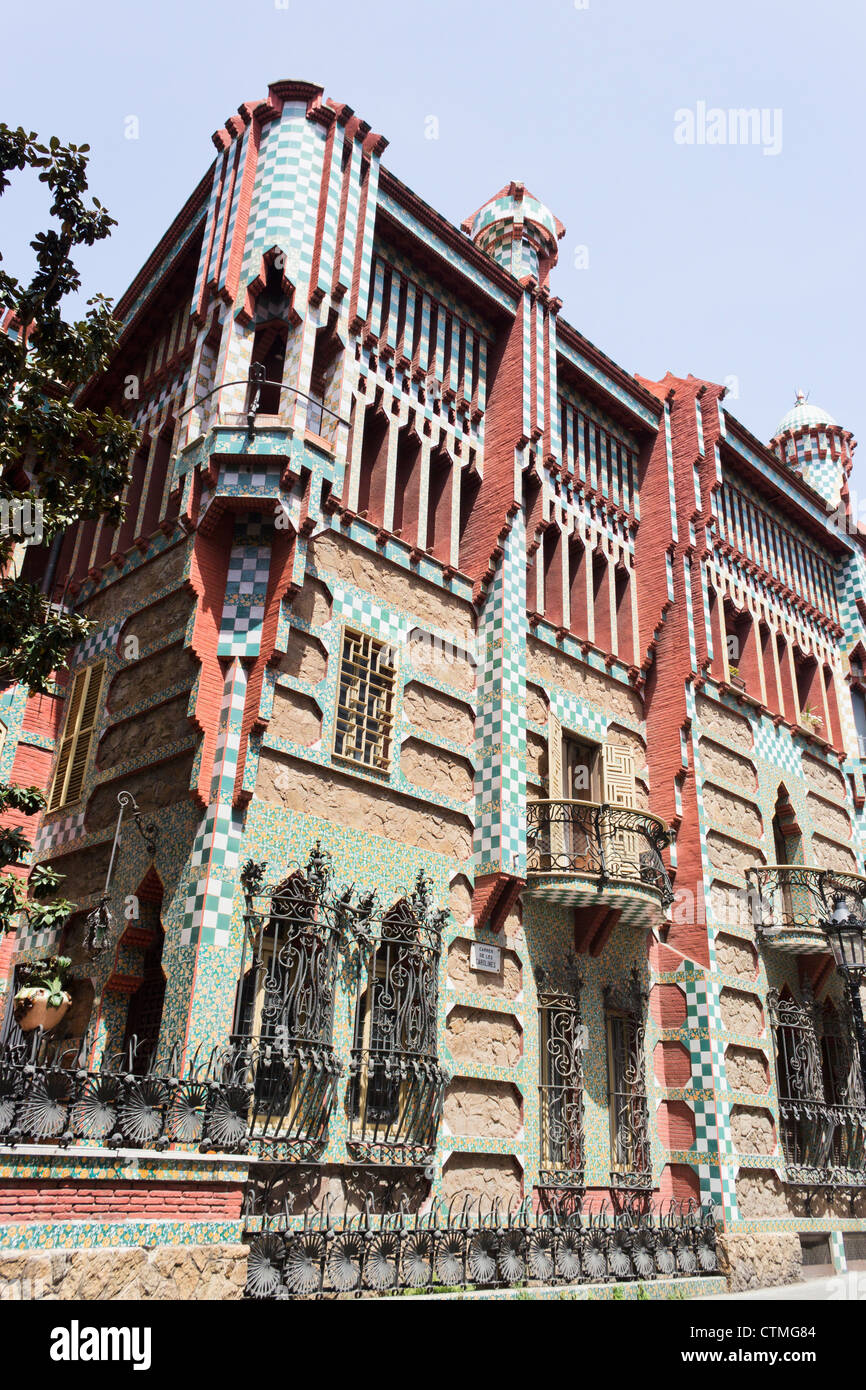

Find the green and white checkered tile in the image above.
[{"left": 33, "top": 810, "right": 86, "bottom": 855}]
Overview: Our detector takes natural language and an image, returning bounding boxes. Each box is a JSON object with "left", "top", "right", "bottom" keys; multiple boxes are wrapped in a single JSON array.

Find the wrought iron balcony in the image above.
[
  {"left": 525, "top": 801, "right": 675, "bottom": 912},
  {"left": 778, "top": 1100, "right": 866, "bottom": 1190},
  {"left": 0, "top": 1033, "right": 253, "bottom": 1153},
  {"left": 244, "top": 1194, "right": 720, "bottom": 1299},
  {"left": 747, "top": 865, "right": 866, "bottom": 954},
  {"left": 228, "top": 1034, "right": 342, "bottom": 1162}
]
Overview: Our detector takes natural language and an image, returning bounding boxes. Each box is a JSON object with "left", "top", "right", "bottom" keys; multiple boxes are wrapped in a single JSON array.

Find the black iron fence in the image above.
[
  {"left": 243, "top": 1196, "right": 720, "bottom": 1298},
  {"left": 0, "top": 1032, "right": 253, "bottom": 1151},
  {"left": 526, "top": 801, "right": 675, "bottom": 905}
]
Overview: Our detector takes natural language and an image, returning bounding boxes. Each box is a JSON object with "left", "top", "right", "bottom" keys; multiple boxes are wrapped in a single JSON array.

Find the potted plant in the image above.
[
  {"left": 13, "top": 955, "right": 73, "bottom": 1032},
  {"left": 800, "top": 707, "right": 823, "bottom": 734},
  {"left": 728, "top": 665, "right": 746, "bottom": 691}
]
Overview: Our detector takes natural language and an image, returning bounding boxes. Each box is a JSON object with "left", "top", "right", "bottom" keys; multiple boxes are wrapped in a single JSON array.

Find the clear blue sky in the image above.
[{"left": 3, "top": 0, "right": 864, "bottom": 488}]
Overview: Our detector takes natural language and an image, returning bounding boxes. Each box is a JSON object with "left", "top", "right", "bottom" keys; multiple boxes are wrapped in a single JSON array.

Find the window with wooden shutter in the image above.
[
  {"left": 601, "top": 743, "right": 637, "bottom": 877},
  {"left": 48, "top": 662, "right": 105, "bottom": 810}
]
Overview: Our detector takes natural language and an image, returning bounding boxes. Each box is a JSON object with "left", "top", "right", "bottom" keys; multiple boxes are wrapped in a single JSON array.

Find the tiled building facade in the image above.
[{"left": 0, "top": 78, "right": 864, "bottom": 1298}]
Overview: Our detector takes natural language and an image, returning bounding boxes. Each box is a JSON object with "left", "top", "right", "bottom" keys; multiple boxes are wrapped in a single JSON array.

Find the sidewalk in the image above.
[{"left": 703, "top": 1273, "right": 866, "bottom": 1301}]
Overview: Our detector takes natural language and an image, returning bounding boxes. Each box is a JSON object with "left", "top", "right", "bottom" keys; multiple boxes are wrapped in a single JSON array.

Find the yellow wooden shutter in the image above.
[
  {"left": 48, "top": 663, "right": 104, "bottom": 810},
  {"left": 601, "top": 744, "right": 636, "bottom": 807},
  {"left": 601, "top": 742, "right": 637, "bottom": 878},
  {"left": 547, "top": 711, "right": 565, "bottom": 863}
]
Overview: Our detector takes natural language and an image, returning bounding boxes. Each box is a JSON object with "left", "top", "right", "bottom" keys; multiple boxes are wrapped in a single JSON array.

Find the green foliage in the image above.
[
  {"left": 14, "top": 953, "right": 72, "bottom": 1008},
  {"left": 0, "top": 125, "right": 136, "bottom": 935}
]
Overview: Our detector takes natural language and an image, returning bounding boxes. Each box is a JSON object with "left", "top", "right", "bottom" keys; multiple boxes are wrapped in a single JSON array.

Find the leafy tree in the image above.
[{"left": 0, "top": 125, "right": 139, "bottom": 937}]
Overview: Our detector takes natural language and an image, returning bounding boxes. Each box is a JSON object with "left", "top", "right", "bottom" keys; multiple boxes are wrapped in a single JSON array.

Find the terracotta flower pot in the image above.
[{"left": 13, "top": 988, "right": 72, "bottom": 1033}]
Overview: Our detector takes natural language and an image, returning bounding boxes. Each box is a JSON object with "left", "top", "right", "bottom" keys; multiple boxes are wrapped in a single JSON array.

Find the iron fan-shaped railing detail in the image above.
[{"left": 243, "top": 1194, "right": 719, "bottom": 1299}]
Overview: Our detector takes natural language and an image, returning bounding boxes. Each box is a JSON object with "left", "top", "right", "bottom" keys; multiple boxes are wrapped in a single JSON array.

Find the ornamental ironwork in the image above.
[
  {"left": 604, "top": 970, "right": 652, "bottom": 1191},
  {"left": 0, "top": 1032, "right": 252, "bottom": 1151},
  {"left": 236, "top": 843, "right": 376, "bottom": 1161},
  {"left": 238, "top": 847, "right": 448, "bottom": 1165},
  {"left": 537, "top": 966, "right": 585, "bottom": 1191},
  {"left": 243, "top": 1194, "right": 719, "bottom": 1299},
  {"left": 526, "top": 801, "right": 675, "bottom": 906},
  {"left": 768, "top": 988, "right": 866, "bottom": 1189},
  {"left": 346, "top": 871, "right": 449, "bottom": 1166},
  {"left": 747, "top": 864, "right": 866, "bottom": 941}
]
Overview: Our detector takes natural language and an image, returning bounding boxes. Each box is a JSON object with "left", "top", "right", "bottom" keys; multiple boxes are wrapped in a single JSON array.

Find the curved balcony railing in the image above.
[
  {"left": 746, "top": 865, "right": 866, "bottom": 948},
  {"left": 526, "top": 801, "right": 675, "bottom": 907},
  {"left": 778, "top": 1099, "right": 866, "bottom": 1188}
]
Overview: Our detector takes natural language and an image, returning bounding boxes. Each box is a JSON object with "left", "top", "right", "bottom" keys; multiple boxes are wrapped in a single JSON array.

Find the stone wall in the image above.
[
  {"left": 695, "top": 696, "right": 753, "bottom": 751},
  {"left": 80, "top": 543, "right": 190, "bottom": 625},
  {"left": 443, "top": 1078, "right": 522, "bottom": 1138},
  {"left": 527, "top": 638, "right": 642, "bottom": 723},
  {"left": 257, "top": 752, "right": 473, "bottom": 860},
  {"left": 308, "top": 533, "right": 475, "bottom": 643},
  {"left": 273, "top": 629, "right": 329, "bottom": 685},
  {"left": 703, "top": 785, "right": 763, "bottom": 839},
  {"left": 725, "top": 1045, "right": 770, "bottom": 1093},
  {"left": 401, "top": 739, "right": 474, "bottom": 801},
  {"left": 698, "top": 737, "right": 757, "bottom": 790},
  {"left": 118, "top": 586, "right": 195, "bottom": 651},
  {"left": 717, "top": 1233, "right": 801, "bottom": 1293},
  {"left": 269, "top": 687, "right": 323, "bottom": 746},
  {"left": 720, "top": 987, "right": 764, "bottom": 1035},
  {"left": 441, "top": 1153, "right": 523, "bottom": 1206},
  {"left": 402, "top": 683, "right": 474, "bottom": 745},
  {"left": 730, "top": 1106, "right": 776, "bottom": 1155},
  {"left": 0, "top": 1244, "right": 247, "bottom": 1301},
  {"left": 85, "top": 753, "right": 196, "bottom": 833},
  {"left": 446, "top": 938, "right": 522, "bottom": 999},
  {"left": 109, "top": 643, "right": 197, "bottom": 714},
  {"left": 715, "top": 933, "right": 758, "bottom": 980},
  {"left": 97, "top": 696, "right": 193, "bottom": 771},
  {"left": 446, "top": 1006, "right": 522, "bottom": 1067}
]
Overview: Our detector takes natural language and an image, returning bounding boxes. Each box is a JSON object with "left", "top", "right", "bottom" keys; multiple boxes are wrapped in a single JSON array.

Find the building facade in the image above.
[{"left": 0, "top": 78, "right": 864, "bottom": 1299}]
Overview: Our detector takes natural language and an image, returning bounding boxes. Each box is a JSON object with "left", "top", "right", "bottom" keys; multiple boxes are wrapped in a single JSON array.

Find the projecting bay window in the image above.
[
  {"left": 48, "top": 661, "right": 105, "bottom": 810},
  {"left": 234, "top": 867, "right": 342, "bottom": 1157},
  {"left": 538, "top": 984, "right": 585, "bottom": 1188},
  {"left": 333, "top": 627, "right": 396, "bottom": 773},
  {"left": 605, "top": 976, "right": 651, "bottom": 1188},
  {"left": 770, "top": 989, "right": 866, "bottom": 1181},
  {"left": 347, "top": 895, "right": 446, "bottom": 1163}
]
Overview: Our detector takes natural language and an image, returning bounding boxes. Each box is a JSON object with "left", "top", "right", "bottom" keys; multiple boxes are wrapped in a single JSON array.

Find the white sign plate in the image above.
[{"left": 470, "top": 942, "right": 502, "bottom": 973}]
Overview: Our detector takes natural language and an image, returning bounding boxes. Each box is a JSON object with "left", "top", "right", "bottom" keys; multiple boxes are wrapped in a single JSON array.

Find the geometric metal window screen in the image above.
[{"left": 333, "top": 627, "right": 395, "bottom": 773}]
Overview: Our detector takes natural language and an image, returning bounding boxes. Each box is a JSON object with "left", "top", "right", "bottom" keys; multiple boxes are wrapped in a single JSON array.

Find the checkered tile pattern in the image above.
[
  {"left": 217, "top": 520, "right": 271, "bottom": 658},
  {"left": 33, "top": 811, "right": 86, "bottom": 856},
  {"left": 474, "top": 514, "right": 527, "bottom": 876}
]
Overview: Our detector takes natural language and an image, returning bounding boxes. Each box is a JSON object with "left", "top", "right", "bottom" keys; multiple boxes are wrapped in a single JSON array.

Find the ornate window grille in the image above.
[
  {"left": 604, "top": 972, "right": 651, "bottom": 1189},
  {"left": 347, "top": 876, "right": 448, "bottom": 1166},
  {"left": 333, "top": 628, "right": 396, "bottom": 773},
  {"left": 236, "top": 848, "right": 352, "bottom": 1160},
  {"left": 538, "top": 981, "right": 585, "bottom": 1190},
  {"left": 769, "top": 988, "right": 866, "bottom": 1185}
]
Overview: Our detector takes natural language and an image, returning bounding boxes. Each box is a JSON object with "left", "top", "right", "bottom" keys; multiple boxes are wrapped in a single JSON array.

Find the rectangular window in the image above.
[
  {"left": 333, "top": 628, "right": 395, "bottom": 772},
  {"left": 606, "top": 1009, "right": 649, "bottom": 1176},
  {"left": 539, "top": 991, "right": 584, "bottom": 1184},
  {"left": 48, "top": 662, "right": 105, "bottom": 810}
]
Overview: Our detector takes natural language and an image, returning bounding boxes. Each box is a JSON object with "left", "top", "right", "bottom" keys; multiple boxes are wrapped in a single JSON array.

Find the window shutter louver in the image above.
[
  {"left": 547, "top": 711, "right": 565, "bottom": 862},
  {"left": 601, "top": 743, "right": 637, "bottom": 876},
  {"left": 48, "top": 663, "right": 104, "bottom": 810}
]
